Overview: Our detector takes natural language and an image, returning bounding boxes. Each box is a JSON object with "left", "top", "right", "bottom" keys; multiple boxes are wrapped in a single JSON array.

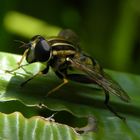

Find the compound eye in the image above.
[{"left": 35, "top": 37, "right": 51, "bottom": 62}]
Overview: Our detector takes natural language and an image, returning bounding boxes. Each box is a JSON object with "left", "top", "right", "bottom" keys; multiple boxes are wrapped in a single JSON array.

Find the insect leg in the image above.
[
  {"left": 67, "top": 74, "right": 126, "bottom": 120},
  {"left": 47, "top": 78, "right": 68, "bottom": 95},
  {"left": 5, "top": 63, "right": 30, "bottom": 74},
  {"left": 47, "top": 73, "right": 96, "bottom": 96},
  {"left": 17, "top": 49, "right": 29, "bottom": 66},
  {"left": 104, "top": 90, "right": 125, "bottom": 121},
  {"left": 5, "top": 49, "right": 29, "bottom": 74},
  {"left": 46, "top": 70, "right": 69, "bottom": 95},
  {"left": 21, "top": 65, "right": 49, "bottom": 87}
]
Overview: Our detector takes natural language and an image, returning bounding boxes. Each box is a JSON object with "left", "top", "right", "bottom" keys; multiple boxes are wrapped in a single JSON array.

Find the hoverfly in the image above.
[{"left": 7, "top": 29, "right": 130, "bottom": 120}]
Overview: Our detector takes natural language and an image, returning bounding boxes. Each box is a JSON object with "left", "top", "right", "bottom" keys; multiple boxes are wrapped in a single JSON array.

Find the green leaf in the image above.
[
  {"left": 0, "top": 52, "right": 140, "bottom": 139},
  {"left": 0, "top": 112, "right": 93, "bottom": 140}
]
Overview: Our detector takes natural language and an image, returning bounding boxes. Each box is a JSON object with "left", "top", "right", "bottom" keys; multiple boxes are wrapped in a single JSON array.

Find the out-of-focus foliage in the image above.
[{"left": 0, "top": 0, "right": 140, "bottom": 74}]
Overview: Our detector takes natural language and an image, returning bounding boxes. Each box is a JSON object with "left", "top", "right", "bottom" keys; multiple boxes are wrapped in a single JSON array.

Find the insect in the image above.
[{"left": 7, "top": 29, "right": 130, "bottom": 120}]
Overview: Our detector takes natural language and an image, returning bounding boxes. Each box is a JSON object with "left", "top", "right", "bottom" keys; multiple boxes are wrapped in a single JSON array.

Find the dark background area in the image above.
[{"left": 1, "top": 0, "right": 140, "bottom": 74}]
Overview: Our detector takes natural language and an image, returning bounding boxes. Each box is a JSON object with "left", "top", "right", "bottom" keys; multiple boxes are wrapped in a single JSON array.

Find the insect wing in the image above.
[
  {"left": 68, "top": 57, "right": 130, "bottom": 102},
  {"left": 58, "top": 29, "right": 80, "bottom": 50}
]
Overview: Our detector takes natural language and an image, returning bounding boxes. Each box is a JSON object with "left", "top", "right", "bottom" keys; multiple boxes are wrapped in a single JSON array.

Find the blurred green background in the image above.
[{"left": 0, "top": 0, "right": 140, "bottom": 74}]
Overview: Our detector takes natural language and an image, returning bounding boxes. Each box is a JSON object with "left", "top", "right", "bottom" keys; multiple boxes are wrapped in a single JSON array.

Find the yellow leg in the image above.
[
  {"left": 5, "top": 49, "right": 29, "bottom": 74},
  {"left": 17, "top": 49, "right": 29, "bottom": 66},
  {"left": 5, "top": 64, "right": 29, "bottom": 73},
  {"left": 47, "top": 78, "right": 68, "bottom": 95}
]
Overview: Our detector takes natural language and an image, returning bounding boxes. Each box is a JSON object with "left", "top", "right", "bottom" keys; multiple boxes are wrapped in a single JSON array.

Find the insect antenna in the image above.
[{"left": 14, "top": 40, "right": 30, "bottom": 48}]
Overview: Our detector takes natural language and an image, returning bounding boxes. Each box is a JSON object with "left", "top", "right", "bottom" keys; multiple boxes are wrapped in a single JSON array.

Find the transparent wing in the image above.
[
  {"left": 58, "top": 29, "right": 80, "bottom": 50},
  {"left": 68, "top": 57, "right": 130, "bottom": 102}
]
